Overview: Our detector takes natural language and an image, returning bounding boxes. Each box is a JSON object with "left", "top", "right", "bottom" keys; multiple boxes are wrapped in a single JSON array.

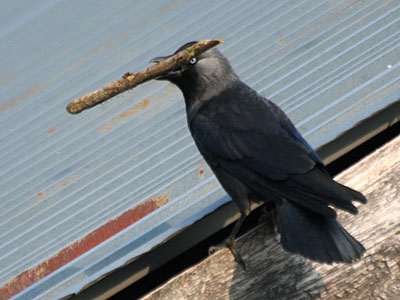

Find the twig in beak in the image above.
[{"left": 66, "top": 39, "right": 223, "bottom": 114}]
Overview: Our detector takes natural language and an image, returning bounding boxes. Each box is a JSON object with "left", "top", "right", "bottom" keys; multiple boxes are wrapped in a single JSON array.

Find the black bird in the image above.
[{"left": 151, "top": 41, "right": 366, "bottom": 267}]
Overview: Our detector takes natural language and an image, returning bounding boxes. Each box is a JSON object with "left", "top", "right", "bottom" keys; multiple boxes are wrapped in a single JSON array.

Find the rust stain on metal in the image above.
[
  {"left": 46, "top": 127, "right": 56, "bottom": 134},
  {"left": 0, "top": 194, "right": 169, "bottom": 299},
  {"left": 119, "top": 98, "right": 150, "bottom": 120},
  {"left": 0, "top": 83, "right": 45, "bottom": 114},
  {"left": 36, "top": 174, "right": 81, "bottom": 202},
  {"left": 199, "top": 169, "right": 205, "bottom": 180},
  {"left": 308, "top": 0, "right": 364, "bottom": 31},
  {"left": 100, "top": 98, "right": 151, "bottom": 132}
]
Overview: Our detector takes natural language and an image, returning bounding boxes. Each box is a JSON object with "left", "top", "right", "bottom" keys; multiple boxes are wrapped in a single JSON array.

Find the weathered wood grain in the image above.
[{"left": 141, "top": 135, "right": 400, "bottom": 300}]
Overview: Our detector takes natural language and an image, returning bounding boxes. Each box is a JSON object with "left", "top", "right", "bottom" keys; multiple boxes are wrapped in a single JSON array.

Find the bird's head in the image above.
[{"left": 150, "top": 41, "right": 239, "bottom": 100}]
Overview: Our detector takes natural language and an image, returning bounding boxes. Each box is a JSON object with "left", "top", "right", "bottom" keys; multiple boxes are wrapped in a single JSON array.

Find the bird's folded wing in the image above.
[
  {"left": 191, "top": 110, "right": 366, "bottom": 217},
  {"left": 191, "top": 114, "right": 317, "bottom": 181},
  {"left": 192, "top": 115, "right": 342, "bottom": 217}
]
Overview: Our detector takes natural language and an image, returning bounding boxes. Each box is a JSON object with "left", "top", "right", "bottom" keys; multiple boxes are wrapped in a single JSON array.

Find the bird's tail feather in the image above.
[
  {"left": 288, "top": 168, "right": 367, "bottom": 212},
  {"left": 276, "top": 199, "right": 365, "bottom": 263}
]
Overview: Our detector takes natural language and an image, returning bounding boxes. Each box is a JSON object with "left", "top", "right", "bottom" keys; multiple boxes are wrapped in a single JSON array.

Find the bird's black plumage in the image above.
[{"left": 152, "top": 42, "right": 366, "bottom": 264}]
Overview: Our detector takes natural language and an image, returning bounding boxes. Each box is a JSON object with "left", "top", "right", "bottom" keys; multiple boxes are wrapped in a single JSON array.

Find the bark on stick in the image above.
[{"left": 66, "top": 39, "right": 223, "bottom": 114}]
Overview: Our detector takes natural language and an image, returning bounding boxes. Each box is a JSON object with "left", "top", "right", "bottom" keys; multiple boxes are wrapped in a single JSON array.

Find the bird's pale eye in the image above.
[{"left": 188, "top": 57, "right": 197, "bottom": 65}]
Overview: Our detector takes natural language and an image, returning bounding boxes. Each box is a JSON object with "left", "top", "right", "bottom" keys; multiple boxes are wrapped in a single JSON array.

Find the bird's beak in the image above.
[{"left": 150, "top": 55, "right": 183, "bottom": 80}]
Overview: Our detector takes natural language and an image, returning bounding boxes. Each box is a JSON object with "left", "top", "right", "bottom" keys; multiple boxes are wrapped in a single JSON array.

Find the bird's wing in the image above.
[
  {"left": 190, "top": 95, "right": 364, "bottom": 217},
  {"left": 191, "top": 100, "right": 318, "bottom": 181}
]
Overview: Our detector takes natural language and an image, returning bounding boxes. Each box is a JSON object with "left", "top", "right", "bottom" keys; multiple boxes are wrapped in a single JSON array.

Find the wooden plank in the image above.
[{"left": 141, "top": 135, "right": 400, "bottom": 300}]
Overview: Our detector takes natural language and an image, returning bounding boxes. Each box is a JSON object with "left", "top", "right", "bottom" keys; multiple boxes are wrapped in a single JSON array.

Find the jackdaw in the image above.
[{"left": 151, "top": 41, "right": 366, "bottom": 267}]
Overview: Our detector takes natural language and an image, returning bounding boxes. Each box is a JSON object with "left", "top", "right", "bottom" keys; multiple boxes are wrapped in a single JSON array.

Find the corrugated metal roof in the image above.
[{"left": 1, "top": 0, "right": 399, "bottom": 299}]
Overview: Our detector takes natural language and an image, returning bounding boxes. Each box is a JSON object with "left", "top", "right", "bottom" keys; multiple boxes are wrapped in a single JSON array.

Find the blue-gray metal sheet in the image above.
[{"left": 0, "top": 0, "right": 399, "bottom": 299}]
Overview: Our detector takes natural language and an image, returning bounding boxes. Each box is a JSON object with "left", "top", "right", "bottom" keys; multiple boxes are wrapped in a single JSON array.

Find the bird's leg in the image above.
[{"left": 209, "top": 212, "right": 247, "bottom": 270}]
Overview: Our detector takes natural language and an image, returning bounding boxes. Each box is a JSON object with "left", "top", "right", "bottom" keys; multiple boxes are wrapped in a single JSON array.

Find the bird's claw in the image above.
[
  {"left": 208, "top": 243, "right": 223, "bottom": 255},
  {"left": 208, "top": 239, "right": 246, "bottom": 270},
  {"left": 230, "top": 246, "right": 246, "bottom": 271}
]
